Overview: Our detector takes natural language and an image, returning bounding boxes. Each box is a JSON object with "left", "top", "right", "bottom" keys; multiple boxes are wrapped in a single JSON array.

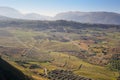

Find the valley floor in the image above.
[{"left": 0, "top": 22, "right": 119, "bottom": 80}]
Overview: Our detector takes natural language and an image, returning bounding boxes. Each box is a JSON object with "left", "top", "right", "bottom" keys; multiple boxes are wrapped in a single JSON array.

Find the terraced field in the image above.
[{"left": 0, "top": 20, "right": 120, "bottom": 80}]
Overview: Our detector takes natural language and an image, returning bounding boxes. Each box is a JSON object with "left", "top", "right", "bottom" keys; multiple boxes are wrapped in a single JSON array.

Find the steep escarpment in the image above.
[{"left": 0, "top": 57, "right": 32, "bottom": 80}]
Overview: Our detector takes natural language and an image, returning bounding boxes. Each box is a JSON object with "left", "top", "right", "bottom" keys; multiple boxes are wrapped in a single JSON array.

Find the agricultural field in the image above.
[{"left": 0, "top": 20, "right": 120, "bottom": 80}]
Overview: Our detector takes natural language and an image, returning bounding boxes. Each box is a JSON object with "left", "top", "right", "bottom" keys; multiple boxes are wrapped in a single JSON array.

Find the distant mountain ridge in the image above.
[
  {"left": 0, "top": 7, "right": 49, "bottom": 20},
  {"left": 54, "top": 11, "right": 120, "bottom": 25},
  {"left": 0, "top": 7, "right": 22, "bottom": 18},
  {"left": 0, "top": 6, "right": 120, "bottom": 25},
  {"left": 0, "top": 15, "right": 12, "bottom": 20}
]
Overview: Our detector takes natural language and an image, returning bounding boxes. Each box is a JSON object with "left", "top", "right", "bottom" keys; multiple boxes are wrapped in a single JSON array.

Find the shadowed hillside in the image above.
[{"left": 0, "top": 57, "right": 32, "bottom": 80}]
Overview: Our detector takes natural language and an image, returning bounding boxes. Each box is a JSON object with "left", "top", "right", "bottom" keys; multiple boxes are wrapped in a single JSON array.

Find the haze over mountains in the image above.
[
  {"left": 55, "top": 11, "right": 120, "bottom": 25},
  {"left": 0, "top": 4, "right": 120, "bottom": 80},
  {"left": 0, "top": 7, "right": 50, "bottom": 20},
  {"left": 0, "top": 6, "right": 120, "bottom": 25}
]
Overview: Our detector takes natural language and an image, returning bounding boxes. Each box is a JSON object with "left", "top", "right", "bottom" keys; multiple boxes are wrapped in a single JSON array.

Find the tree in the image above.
[{"left": 110, "top": 54, "right": 120, "bottom": 79}]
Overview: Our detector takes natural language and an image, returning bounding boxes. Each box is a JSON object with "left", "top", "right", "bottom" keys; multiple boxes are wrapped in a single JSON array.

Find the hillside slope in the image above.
[{"left": 0, "top": 57, "right": 31, "bottom": 80}]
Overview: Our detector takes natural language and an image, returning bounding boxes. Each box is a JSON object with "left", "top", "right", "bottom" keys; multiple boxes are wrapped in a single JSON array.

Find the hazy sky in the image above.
[{"left": 0, "top": 0, "right": 119, "bottom": 16}]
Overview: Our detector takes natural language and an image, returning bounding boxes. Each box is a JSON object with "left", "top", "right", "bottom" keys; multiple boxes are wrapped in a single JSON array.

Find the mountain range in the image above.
[
  {"left": 0, "top": 6, "right": 120, "bottom": 25},
  {"left": 0, "top": 7, "right": 50, "bottom": 20}
]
